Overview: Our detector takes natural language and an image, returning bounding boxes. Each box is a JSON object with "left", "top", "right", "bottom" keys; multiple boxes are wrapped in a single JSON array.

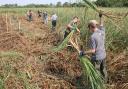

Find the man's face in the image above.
[
  {"left": 88, "top": 23, "right": 97, "bottom": 33},
  {"left": 88, "top": 26, "right": 93, "bottom": 33}
]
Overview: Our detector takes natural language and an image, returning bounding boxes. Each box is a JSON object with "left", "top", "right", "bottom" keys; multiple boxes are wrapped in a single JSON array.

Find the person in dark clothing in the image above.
[
  {"left": 38, "top": 10, "right": 42, "bottom": 18},
  {"left": 64, "top": 16, "right": 80, "bottom": 39},
  {"left": 64, "top": 16, "right": 80, "bottom": 51},
  {"left": 51, "top": 13, "right": 58, "bottom": 31}
]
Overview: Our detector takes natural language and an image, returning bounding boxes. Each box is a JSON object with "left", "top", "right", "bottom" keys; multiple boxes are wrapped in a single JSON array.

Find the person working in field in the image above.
[
  {"left": 64, "top": 16, "right": 80, "bottom": 50},
  {"left": 64, "top": 16, "right": 80, "bottom": 38},
  {"left": 42, "top": 11, "right": 48, "bottom": 24},
  {"left": 38, "top": 10, "right": 42, "bottom": 18},
  {"left": 79, "top": 13, "right": 108, "bottom": 82},
  {"left": 27, "top": 10, "right": 33, "bottom": 22},
  {"left": 51, "top": 13, "right": 58, "bottom": 31}
]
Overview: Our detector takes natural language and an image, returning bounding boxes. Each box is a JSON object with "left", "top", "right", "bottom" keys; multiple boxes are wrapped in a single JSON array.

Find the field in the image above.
[{"left": 0, "top": 7, "right": 128, "bottom": 89}]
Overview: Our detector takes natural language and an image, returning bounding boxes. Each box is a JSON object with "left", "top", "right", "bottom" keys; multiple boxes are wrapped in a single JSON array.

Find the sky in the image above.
[{"left": 0, "top": 0, "right": 71, "bottom": 5}]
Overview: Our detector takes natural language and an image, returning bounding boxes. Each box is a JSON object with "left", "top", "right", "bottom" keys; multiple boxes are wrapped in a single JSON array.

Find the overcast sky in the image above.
[{"left": 0, "top": 0, "right": 72, "bottom": 5}]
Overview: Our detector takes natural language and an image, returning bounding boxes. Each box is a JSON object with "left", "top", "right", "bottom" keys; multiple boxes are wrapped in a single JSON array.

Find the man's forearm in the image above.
[
  {"left": 100, "top": 17, "right": 103, "bottom": 26},
  {"left": 99, "top": 13, "right": 104, "bottom": 26},
  {"left": 67, "top": 24, "right": 73, "bottom": 29}
]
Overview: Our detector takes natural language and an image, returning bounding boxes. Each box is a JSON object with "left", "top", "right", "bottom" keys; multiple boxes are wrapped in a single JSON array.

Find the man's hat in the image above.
[
  {"left": 88, "top": 20, "right": 99, "bottom": 28},
  {"left": 89, "top": 20, "right": 99, "bottom": 25}
]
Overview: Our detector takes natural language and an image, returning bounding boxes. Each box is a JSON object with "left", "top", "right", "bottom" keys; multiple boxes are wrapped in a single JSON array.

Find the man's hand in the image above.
[
  {"left": 79, "top": 51, "right": 85, "bottom": 57},
  {"left": 99, "top": 12, "right": 103, "bottom": 26}
]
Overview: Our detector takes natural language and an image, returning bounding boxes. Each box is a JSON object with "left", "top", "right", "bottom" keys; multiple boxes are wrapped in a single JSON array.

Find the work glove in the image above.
[{"left": 79, "top": 51, "right": 85, "bottom": 57}]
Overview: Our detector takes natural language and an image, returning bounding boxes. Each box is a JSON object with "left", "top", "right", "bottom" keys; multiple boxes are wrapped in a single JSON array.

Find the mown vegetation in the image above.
[{"left": 0, "top": 1, "right": 128, "bottom": 88}]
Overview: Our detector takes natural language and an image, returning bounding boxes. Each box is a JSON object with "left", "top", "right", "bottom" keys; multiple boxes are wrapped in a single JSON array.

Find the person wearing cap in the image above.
[
  {"left": 80, "top": 13, "right": 108, "bottom": 83},
  {"left": 51, "top": 13, "right": 58, "bottom": 31}
]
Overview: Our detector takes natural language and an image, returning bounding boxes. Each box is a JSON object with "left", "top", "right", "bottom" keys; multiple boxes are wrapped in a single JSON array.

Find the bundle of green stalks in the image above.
[
  {"left": 53, "top": 14, "right": 105, "bottom": 88},
  {"left": 53, "top": 25, "right": 77, "bottom": 52},
  {"left": 80, "top": 56, "right": 105, "bottom": 89},
  {"left": 53, "top": 30, "right": 75, "bottom": 52},
  {"left": 54, "top": 32, "right": 105, "bottom": 89}
]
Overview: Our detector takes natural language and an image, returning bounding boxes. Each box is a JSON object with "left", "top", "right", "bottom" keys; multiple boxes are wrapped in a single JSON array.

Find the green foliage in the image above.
[
  {"left": 24, "top": 4, "right": 50, "bottom": 8},
  {"left": 53, "top": 23, "right": 79, "bottom": 52},
  {"left": 0, "top": 78, "right": 4, "bottom": 89},
  {"left": 81, "top": 0, "right": 128, "bottom": 52},
  {"left": 95, "top": 0, "right": 111, "bottom": 7},
  {"left": 0, "top": 51, "right": 24, "bottom": 59},
  {"left": 1, "top": 4, "right": 18, "bottom": 8},
  {"left": 0, "top": 60, "right": 12, "bottom": 89},
  {"left": 80, "top": 56, "right": 105, "bottom": 89},
  {"left": 83, "top": 0, "right": 99, "bottom": 12},
  {"left": 16, "top": 71, "right": 38, "bottom": 89},
  {"left": 96, "top": 0, "right": 128, "bottom": 7},
  {"left": 53, "top": 30, "right": 75, "bottom": 52},
  {"left": 56, "top": 2, "right": 62, "bottom": 7},
  {"left": 0, "top": 7, "right": 127, "bottom": 89},
  {"left": 0, "top": 0, "right": 128, "bottom": 8}
]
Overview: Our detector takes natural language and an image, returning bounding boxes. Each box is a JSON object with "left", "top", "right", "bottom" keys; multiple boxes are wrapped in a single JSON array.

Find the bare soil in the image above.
[{"left": 0, "top": 15, "right": 127, "bottom": 89}]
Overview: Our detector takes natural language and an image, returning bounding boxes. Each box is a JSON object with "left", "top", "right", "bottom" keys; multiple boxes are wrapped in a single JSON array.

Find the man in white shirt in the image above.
[{"left": 51, "top": 13, "right": 58, "bottom": 31}]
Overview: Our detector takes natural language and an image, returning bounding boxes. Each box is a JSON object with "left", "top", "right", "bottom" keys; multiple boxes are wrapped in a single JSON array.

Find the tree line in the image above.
[
  {"left": 96, "top": 0, "right": 128, "bottom": 7},
  {"left": 0, "top": 2, "right": 86, "bottom": 8},
  {"left": 55, "top": 0, "right": 128, "bottom": 7},
  {"left": 0, "top": 0, "right": 128, "bottom": 8}
]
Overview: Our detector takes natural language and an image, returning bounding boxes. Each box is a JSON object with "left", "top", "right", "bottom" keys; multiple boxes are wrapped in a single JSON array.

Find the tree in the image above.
[
  {"left": 71, "top": 2, "right": 86, "bottom": 7},
  {"left": 56, "top": 2, "right": 62, "bottom": 7},
  {"left": 71, "top": 3, "right": 77, "bottom": 7},
  {"left": 96, "top": 0, "right": 128, "bottom": 7},
  {"left": 122, "top": 0, "right": 128, "bottom": 7},
  {"left": 63, "top": 2, "right": 70, "bottom": 7},
  {"left": 96, "top": 0, "right": 111, "bottom": 7},
  {"left": 2, "top": 4, "right": 18, "bottom": 8},
  {"left": 50, "top": 3, "right": 54, "bottom": 7}
]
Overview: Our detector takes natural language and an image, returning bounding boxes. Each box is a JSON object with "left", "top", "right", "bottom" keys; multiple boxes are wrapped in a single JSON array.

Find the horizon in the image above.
[{"left": 0, "top": 0, "right": 72, "bottom": 6}]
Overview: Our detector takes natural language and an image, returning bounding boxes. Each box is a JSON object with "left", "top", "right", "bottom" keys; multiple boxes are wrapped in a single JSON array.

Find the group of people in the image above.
[
  {"left": 27, "top": 9, "right": 107, "bottom": 83},
  {"left": 27, "top": 10, "right": 58, "bottom": 31},
  {"left": 65, "top": 13, "right": 107, "bottom": 83}
]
